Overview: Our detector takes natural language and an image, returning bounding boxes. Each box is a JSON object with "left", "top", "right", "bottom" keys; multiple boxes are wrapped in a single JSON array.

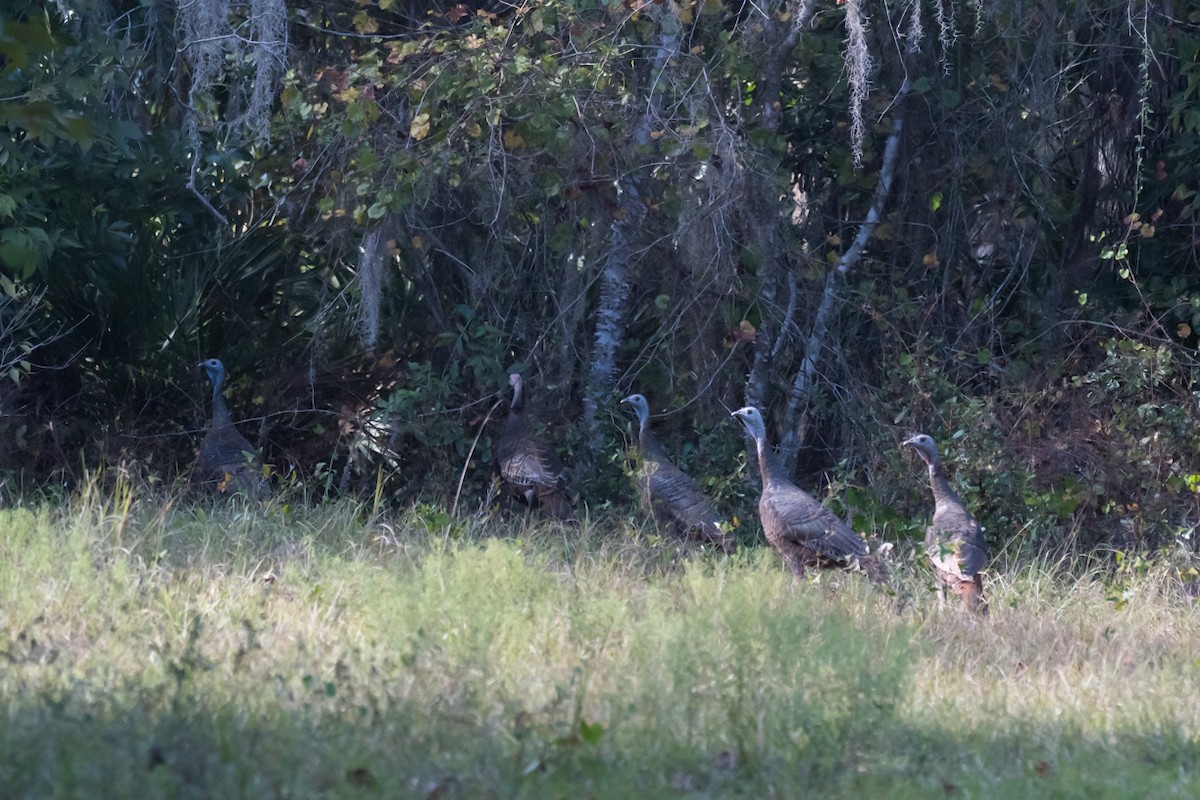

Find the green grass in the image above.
[{"left": 1, "top": 487, "right": 1197, "bottom": 798}]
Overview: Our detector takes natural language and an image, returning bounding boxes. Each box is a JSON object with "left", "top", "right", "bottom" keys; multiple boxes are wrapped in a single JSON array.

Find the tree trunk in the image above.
[
  {"left": 740, "top": 0, "right": 819, "bottom": 415},
  {"left": 581, "top": 4, "right": 681, "bottom": 457}
]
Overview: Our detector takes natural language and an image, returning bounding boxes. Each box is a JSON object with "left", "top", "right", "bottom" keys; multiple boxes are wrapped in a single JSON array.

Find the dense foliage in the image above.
[{"left": 3, "top": 0, "right": 1200, "bottom": 561}]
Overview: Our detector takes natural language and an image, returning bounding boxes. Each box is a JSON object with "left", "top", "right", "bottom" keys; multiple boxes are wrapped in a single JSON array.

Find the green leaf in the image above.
[
  {"left": 0, "top": 19, "right": 57, "bottom": 72},
  {"left": 62, "top": 115, "right": 95, "bottom": 151},
  {"left": 0, "top": 229, "right": 41, "bottom": 278},
  {"left": 578, "top": 720, "right": 604, "bottom": 745}
]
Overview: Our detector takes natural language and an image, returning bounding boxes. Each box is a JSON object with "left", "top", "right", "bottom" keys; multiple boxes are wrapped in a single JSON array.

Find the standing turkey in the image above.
[
  {"left": 621, "top": 394, "right": 735, "bottom": 554},
  {"left": 497, "top": 373, "right": 577, "bottom": 523},
  {"left": 196, "top": 358, "right": 269, "bottom": 500},
  {"left": 903, "top": 433, "right": 988, "bottom": 614},
  {"left": 732, "top": 406, "right": 887, "bottom": 582}
]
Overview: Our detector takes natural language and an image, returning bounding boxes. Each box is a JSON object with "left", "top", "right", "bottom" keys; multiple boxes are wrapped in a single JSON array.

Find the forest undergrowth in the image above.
[{"left": 0, "top": 486, "right": 1197, "bottom": 799}]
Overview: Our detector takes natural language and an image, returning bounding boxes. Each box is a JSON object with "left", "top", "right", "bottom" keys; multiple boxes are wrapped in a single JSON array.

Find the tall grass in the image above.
[{"left": 0, "top": 487, "right": 1196, "bottom": 798}]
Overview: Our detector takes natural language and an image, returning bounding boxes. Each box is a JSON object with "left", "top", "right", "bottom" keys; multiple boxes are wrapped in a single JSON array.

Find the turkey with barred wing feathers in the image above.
[
  {"left": 732, "top": 406, "right": 887, "bottom": 582},
  {"left": 196, "top": 358, "right": 269, "bottom": 500},
  {"left": 497, "top": 373, "right": 577, "bottom": 523},
  {"left": 903, "top": 433, "right": 988, "bottom": 614},
  {"left": 622, "top": 394, "right": 735, "bottom": 554}
]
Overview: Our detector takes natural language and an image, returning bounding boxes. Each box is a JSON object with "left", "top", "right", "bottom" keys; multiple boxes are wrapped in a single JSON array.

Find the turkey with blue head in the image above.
[
  {"left": 903, "top": 433, "right": 988, "bottom": 614},
  {"left": 621, "top": 393, "right": 735, "bottom": 554},
  {"left": 732, "top": 406, "right": 888, "bottom": 583},
  {"left": 196, "top": 358, "right": 269, "bottom": 500}
]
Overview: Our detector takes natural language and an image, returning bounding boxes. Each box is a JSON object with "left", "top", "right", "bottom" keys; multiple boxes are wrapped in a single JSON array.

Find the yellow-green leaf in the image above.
[
  {"left": 352, "top": 10, "right": 378, "bottom": 34},
  {"left": 409, "top": 112, "right": 431, "bottom": 141}
]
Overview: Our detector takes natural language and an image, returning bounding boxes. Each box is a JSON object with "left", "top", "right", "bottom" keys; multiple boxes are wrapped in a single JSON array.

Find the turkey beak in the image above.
[{"left": 901, "top": 436, "right": 930, "bottom": 465}]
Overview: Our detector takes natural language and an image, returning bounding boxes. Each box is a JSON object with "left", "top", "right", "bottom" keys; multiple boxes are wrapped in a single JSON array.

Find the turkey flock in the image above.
[{"left": 196, "top": 360, "right": 989, "bottom": 614}]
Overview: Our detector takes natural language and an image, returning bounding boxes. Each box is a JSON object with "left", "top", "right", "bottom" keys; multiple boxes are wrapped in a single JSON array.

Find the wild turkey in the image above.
[
  {"left": 621, "top": 394, "right": 735, "bottom": 554},
  {"left": 196, "top": 358, "right": 269, "bottom": 500},
  {"left": 903, "top": 433, "right": 988, "bottom": 614},
  {"left": 497, "top": 373, "right": 576, "bottom": 523},
  {"left": 731, "top": 406, "right": 887, "bottom": 582}
]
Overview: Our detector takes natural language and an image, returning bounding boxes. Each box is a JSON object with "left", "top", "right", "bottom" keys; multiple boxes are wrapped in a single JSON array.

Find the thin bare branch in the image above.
[{"left": 777, "top": 78, "right": 912, "bottom": 466}]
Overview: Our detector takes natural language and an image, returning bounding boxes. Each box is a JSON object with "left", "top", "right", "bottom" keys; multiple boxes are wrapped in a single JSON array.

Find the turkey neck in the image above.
[
  {"left": 926, "top": 460, "right": 963, "bottom": 511},
  {"left": 753, "top": 437, "right": 782, "bottom": 489},
  {"left": 504, "top": 380, "right": 529, "bottom": 438},
  {"left": 510, "top": 379, "right": 525, "bottom": 413},
  {"left": 210, "top": 375, "right": 234, "bottom": 429},
  {"left": 638, "top": 422, "right": 666, "bottom": 460}
]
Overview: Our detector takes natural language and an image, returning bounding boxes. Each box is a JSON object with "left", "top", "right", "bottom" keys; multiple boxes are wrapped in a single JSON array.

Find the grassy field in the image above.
[{"left": 1, "top": 487, "right": 1197, "bottom": 799}]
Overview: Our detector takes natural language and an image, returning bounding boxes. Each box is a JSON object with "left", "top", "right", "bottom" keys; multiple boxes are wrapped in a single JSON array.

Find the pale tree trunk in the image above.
[
  {"left": 580, "top": 5, "right": 682, "bottom": 457},
  {"left": 740, "top": 0, "right": 819, "bottom": 415},
  {"left": 583, "top": 215, "right": 636, "bottom": 456},
  {"left": 356, "top": 227, "right": 384, "bottom": 353},
  {"left": 731, "top": 0, "right": 818, "bottom": 487}
]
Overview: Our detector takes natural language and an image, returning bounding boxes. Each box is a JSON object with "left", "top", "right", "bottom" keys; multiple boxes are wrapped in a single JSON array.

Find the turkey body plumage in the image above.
[
  {"left": 196, "top": 358, "right": 269, "bottom": 500},
  {"left": 732, "top": 407, "right": 887, "bottom": 582},
  {"left": 497, "top": 373, "right": 577, "bottom": 523},
  {"left": 903, "top": 433, "right": 988, "bottom": 613},
  {"left": 621, "top": 394, "right": 735, "bottom": 554}
]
